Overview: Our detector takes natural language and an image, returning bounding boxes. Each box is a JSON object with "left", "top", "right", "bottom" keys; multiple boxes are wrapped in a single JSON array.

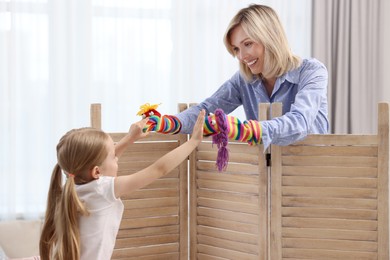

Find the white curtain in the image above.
[
  {"left": 0, "top": 0, "right": 312, "bottom": 220},
  {"left": 312, "top": 0, "right": 390, "bottom": 134}
]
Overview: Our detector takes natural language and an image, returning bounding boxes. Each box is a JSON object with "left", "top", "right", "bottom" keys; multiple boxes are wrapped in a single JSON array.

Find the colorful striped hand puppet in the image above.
[
  {"left": 203, "top": 108, "right": 262, "bottom": 171},
  {"left": 137, "top": 103, "right": 181, "bottom": 134}
]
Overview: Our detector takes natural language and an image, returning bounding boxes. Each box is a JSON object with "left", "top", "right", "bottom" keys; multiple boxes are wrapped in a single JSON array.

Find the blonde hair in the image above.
[
  {"left": 39, "top": 128, "right": 110, "bottom": 260},
  {"left": 223, "top": 4, "right": 301, "bottom": 81}
]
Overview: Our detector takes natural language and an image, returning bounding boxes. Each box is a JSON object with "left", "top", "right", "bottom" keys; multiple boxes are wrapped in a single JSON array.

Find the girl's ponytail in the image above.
[
  {"left": 39, "top": 164, "right": 88, "bottom": 260},
  {"left": 55, "top": 173, "right": 88, "bottom": 260},
  {"left": 39, "top": 163, "right": 63, "bottom": 260}
]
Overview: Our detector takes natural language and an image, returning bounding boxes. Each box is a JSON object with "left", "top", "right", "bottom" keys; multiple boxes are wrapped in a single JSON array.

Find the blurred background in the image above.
[{"left": 0, "top": 0, "right": 389, "bottom": 220}]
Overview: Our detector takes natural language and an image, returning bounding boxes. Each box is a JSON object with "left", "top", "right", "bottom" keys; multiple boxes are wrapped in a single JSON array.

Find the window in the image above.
[{"left": 0, "top": 0, "right": 312, "bottom": 220}]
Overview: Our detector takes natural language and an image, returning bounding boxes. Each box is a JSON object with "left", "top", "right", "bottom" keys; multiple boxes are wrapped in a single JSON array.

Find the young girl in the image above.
[{"left": 39, "top": 110, "right": 205, "bottom": 260}]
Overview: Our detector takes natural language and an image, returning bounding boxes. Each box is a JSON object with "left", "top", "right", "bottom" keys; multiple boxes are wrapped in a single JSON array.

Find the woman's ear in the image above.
[{"left": 91, "top": 166, "right": 100, "bottom": 179}]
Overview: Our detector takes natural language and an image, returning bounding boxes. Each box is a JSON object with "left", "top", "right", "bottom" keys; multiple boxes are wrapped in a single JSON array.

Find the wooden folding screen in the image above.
[
  {"left": 189, "top": 103, "right": 271, "bottom": 260},
  {"left": 269, "top": 103, "right": 389, "bottom": 259},
  {"left": 189, "top": 102, "right": 389, "bottom": 260},
  {"left": 90, "top": 103, "right": 189, "bottom": 260},
  {"left": 91, "top": 102, "right": 389, "bottom": 260}
]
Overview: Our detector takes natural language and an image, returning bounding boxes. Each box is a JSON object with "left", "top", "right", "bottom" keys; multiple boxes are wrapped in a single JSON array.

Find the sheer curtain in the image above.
[
  {"left": 0, "top": 0, "right": 311, "bottom": 220},
  {"left": 312, "top": 0, "right": 390, "bottom": 134}
]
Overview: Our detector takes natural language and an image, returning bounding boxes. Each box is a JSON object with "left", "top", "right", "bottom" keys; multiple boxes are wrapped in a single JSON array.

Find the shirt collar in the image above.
[
  {"left": 267, "top": 67, "right": 300, "bottom": 97},
  {"left": 279, "top": 67, "right": 300, "bottom": 85}
]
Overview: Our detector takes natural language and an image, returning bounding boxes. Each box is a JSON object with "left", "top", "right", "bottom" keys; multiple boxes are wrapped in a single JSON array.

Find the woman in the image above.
[
  {"left": 142, "top": 4, "right": 328, "bottom": 171},
  {"left": 165, "top": 4, "right": 329, "bottom": 149}
]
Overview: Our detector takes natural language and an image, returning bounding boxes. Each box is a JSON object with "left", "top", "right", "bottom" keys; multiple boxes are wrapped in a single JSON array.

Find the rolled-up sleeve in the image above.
[{"left": 176, "top": 72, "right": 243, "bottom": 134}]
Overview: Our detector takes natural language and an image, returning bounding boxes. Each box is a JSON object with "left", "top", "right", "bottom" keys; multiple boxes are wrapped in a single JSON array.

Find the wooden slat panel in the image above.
[
  {"left": 197, "top": 179, "right": 259, "bottom": 194},
  {"left": 282, "top": 155, "right": 378, "bottom": 167},
  {"left": 141, "top": 178, "right": 179, "bottom": 189},
  {"left": 197, "top": 216, "right": 258, "bottom": 234},
  {"left": 197, "top": 207, "right": 258, "bottom": 224},
  {"left": 282, "top": 197, "right": 377, "bottom": 210},
  {"left": 197, "top": 244, "right": 259, "bottom": 260},
  {"left": 112, "top": 243, "right": 179, "bottom": 258},
  {"left": 198, "top": 141, "right": 259, "bottom": 155},
  {"left": 115, "top": 234, "right": 179, "bottom": 248},
  {"left": 282, "top": 176, "right": 377, "bottom": 188},
  {"left": 257, "top": 104, "right": 269, "bottom": 260},
  {"left": 282, "top": 207, "right": 377, "bottom": 220},
  {"left": 197, "top": 226, "right": 258, "bottom": 245},
  {"left": 270, "top": 138, "right": 283, "bottom": 259},
  {"left": 191, "top": 103, "right": 389, "bottom": 260},
  {"left": 283, "top": 228, "right": 378, "bottom": 241},
  {"left": 123, "top": 188, "right": 178, "bottom": 199},
  {"left": 282, "top": 248, "right": 377, "bottom": 259},
  {"left": 118, "top": 162, "right": 181, "bottom": 175},
  {"left": 90, "top": 103, "right": 101, "bottom": 129},
  {"left": 376, "top": 102, "right": 389, "bottom": 259},
  {"left": 283, "top": 258, "right": 309, "bottom": 260},
  {"left": 113, "top": 252, "right": 179, "bottom": 260},
  {"left": 196, "top": 161, "right": 259, "bottom": 174},
  {"left": 120, "top": 150, "right": 178, "bottom": 162},
  {"left": 120, "top": 216, "right": 179, "bottom": 229},
  {"left": 178, "top": 137, "right": 189, "bottom": 260},
  {"left": 122, "top": 206, "right": 178, "bottom": 218},
  {"left": 282, "top": 237, "right": 377, "bottom": 252},
  {"left": 117, "top": 225, "right": 179, "bottom": 239},
  {"left": 197, "top": 189, "right": 259, "bottom": 204},
  {"left": 282, "top": 217, "right": 377, "bottom": 231},
  {"left": 282, "top": 145, "right": 378, "bottom": 156},
  {"left": 197, "top": 198, "right": 259, "bottom": 215},
  {"left": 197, "top": 253, "right": 227, "bottom": 260},
  {"left": 92, "top": 104, "right": 187, "bottom": 259},
  {"left": 197, "top": 234, "right": 259, "bottom": 255},
  {"left": 268, "top": 102, "right": 284, "bottom": 259},
  {"left": 118, "top": 168, "right": 182, "bottom": 178},
  {"left": 197, "top": 170, "right": 259, "bottom": 184},
  {"left": 123, "top": 197, "right": 179, "bottom": 209},
  {"left": 282, "top": 165, "right": 377, "bottom": 177},
  {"left": 197, "top": 151, "right": 259, "bottom": 165},
  {"left": 282, "top": 187, "right": 377, "bottom": 198},
  {"left": 190, "top": 147, "right": 198, "bottom": 260}
]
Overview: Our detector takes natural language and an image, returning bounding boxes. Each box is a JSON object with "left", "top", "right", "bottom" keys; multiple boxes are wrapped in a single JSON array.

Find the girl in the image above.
[{"left": 39, "top": 110, "right": 205, "bottom": 260}]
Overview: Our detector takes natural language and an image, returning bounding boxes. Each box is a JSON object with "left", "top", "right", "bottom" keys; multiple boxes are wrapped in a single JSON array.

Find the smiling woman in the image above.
[
  {"left": 0, "top": 0, "right": 312, "bottom": 220},
  {"left": 174, "top": 4, "right": 327, "bottom": 151}
]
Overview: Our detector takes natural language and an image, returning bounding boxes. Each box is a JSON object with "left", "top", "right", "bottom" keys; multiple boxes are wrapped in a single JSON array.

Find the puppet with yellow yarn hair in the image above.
[{"left": 137, "top": 103, "right": 181, "bottom": 134}]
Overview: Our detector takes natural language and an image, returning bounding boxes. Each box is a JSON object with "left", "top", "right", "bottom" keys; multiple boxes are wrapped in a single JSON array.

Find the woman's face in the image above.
[{"left": 230, "top": 24, "right": 265, "bottom": 75}]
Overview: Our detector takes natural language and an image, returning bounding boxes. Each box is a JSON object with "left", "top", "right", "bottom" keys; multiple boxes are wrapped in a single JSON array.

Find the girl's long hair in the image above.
[{"left": 39, "top": 128, "right": 109, "bottom": 260}]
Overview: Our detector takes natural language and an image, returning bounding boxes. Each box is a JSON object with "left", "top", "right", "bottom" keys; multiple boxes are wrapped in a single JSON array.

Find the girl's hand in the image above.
[
  {"left": 190, "top": 110, "right": 205, "bottom": 144},
  {"left": 128, "top": 118, "right": 149, "bottom": 141}
]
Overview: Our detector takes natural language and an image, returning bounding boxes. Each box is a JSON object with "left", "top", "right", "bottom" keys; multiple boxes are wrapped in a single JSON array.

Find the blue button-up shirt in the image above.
[{"left": 176, "top": 58, "right": 329, "bottom": 149}]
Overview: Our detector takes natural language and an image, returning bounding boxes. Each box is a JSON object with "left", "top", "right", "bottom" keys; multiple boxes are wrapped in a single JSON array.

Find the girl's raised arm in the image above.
[
  {"left": 115, "top": 117, "right": 149, "bottom": 158},
  {"left": 114, "top": 110, "right": 205, "bottom": 198}
]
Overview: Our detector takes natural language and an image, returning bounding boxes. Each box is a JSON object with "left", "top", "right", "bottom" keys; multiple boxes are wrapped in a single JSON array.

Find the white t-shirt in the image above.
[{"left": 76, "top": 176, "right": 124, "bottom": 260}]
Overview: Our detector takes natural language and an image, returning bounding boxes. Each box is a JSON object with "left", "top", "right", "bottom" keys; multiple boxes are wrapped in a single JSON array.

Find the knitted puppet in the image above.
[
  {"left": 137, "top": 104, "right": 262, "bottom": 171},
  {"left": 137, "top": 103, "right": 181, "bottom": 134},
  {"left": 204, "top": 108, "right": 262, "bottom": 171}
]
